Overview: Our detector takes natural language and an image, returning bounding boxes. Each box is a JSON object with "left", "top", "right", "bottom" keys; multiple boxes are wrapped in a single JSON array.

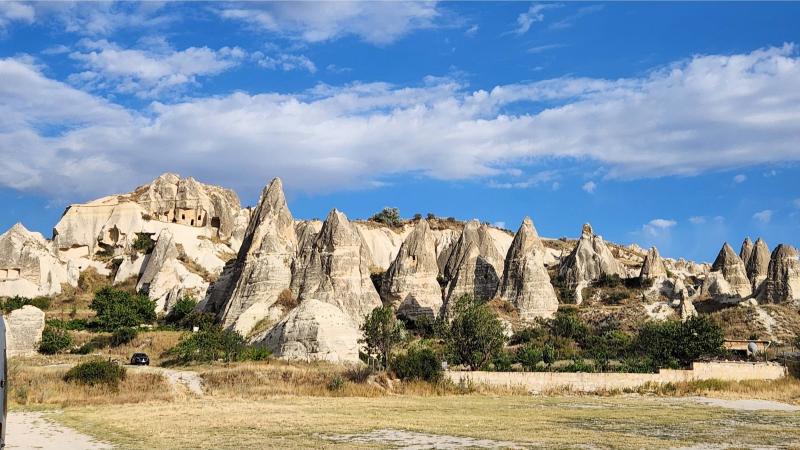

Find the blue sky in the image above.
[{"left": 1, "top": 1, "right": 799, "bottom": 262}]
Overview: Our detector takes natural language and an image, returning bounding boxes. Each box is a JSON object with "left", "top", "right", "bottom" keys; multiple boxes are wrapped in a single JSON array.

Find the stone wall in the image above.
[{"left": 446, "top": 361, "right": 787, "bottom": 393}]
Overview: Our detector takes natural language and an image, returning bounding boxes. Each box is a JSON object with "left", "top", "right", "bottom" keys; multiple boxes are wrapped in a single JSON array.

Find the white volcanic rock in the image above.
[
  {"left": 558, "top": 223, "right": 625, "bottom": 304},
  {"left": 740, "top": 237, "right": 754, "bottom": 268},
  {"left": 136, "top": 229, "right": 207, "bottom": 312},
  {"left": 289, "top": 220, "right": 323, "bottom": 298},
  {"left": 700, "top": 271, "right": 736, "bottom": 298},
  {"left": 442, "top": 220, "right": 504, "bottom": 307},
  {"left": 261, "top": 299, "right": 360, "bottom": 363},
  {"left": 4, "top": 305, "right": 45, "bottom": 357},
  {"left": 706, "top": 243, "right": 752, "bottom": 298},
  {"left": 218, "top": 179, "right": 298, "bottom": 335},
  {"left": 679, "top": 297, "right": 698, "bottom": 321},
  {"left": 112, "top": 254, "right": 146, "bottom": 285},
  {"left": 433, "top": 228, "right": 461, "bottom": 272},
  {"left": 746, "top": 238, "right": 770, "bottom": 291},
  {"left": 760, "top": 244, "right": 800, "bottom": 303},
  {"left": 295, "top": 210, "right": 381, "bottom": 326},
  {"left": 381, "top": 220, "right": 443, "bottom": 319},
  {"left": 639, "top": 246, "right": 668, "bottom": 281},
  {"left": 355, "top": 223, "right": 409, "bottom": 271},
  {"left": 498, "top": 217, "right": 558, "bottom": 321},
  {"left": 0, "top": 223, "right": 77, "bottom": 297}
]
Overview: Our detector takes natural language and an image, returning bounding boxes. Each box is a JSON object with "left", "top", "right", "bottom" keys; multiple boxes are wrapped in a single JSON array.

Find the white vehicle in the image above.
[{"left": 0, "top": 318, "right": 6, "bottom": 447}]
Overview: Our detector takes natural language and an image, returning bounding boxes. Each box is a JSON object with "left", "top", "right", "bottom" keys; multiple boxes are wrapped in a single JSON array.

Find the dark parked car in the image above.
[{"left": 130, "top": 353, "right": 150, "bottom": 366}]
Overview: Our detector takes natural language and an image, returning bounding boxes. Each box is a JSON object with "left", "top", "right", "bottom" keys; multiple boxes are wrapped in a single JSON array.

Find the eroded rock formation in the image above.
[
  {"left": 705, "top": 243, "right": 752, "bottom": 298},
  {"left": 498, "top": 217, "right": 558, "bottom": 321},
  {"left": 381, "top": 219, "right": 443, "bottom": 319},
  {"left": 746, "top": 238, "right": 770, "bottom": 291},
  {"left": 442, "top": 220, "right": 504, "bottom": 308},
  {"left": 558, "top": 223, "right": 625, "bottom": 303},
  {"left": 639, "top": 246, "right": 668, "bottom": 281},
  {"left": 136, "top": 229, "right": 207, "bottom": 312},
  {"left": 4, "top": 305, "right": 45, "bottom": 357},
  {"left": 739, "top": 237, "right": 754, "bottom": 268},
  {"left": 760, "top": 244, "right": 800, "bottom": 303},
  {"left": 0, "top": 223, "right": 77, "bottom": 297}
]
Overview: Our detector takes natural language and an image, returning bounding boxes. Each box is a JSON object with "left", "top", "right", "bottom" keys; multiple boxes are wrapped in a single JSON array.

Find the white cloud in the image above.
[
  {"left": 513, "top": 3, "right": 560, "bottom": 35},
  {"left": 733, "top": 174, "right": 747, "bottom": 183},
  {"left": 528, "top": 44, "right": 565, "bottom": 54},
  {"left": 753, "top": 209, "right": 773, "bottom": 224},
  {"left": 219, "top": 2, "right": 439, "bottom": 45},
  {"left": 0, "top": 1, "right": 34, "bottom": 30},
  {"left": 68, "top": 40, "right": 246, "bottom": 98},
  {"left": 642, "top": 218, "right": 677, "bottom": 237},
  {"left": 252, "top": 51, "right": 316, "bottom": 73},
  {"left": 4, "top": 45, "right": 800, "bottom": 200},
  {"left": 464, "top": 24, "right": 479, "bottom": 36},
  {"left": 689, "top": 216, "right": 707, "bottom": 225},
  {"left": 488, "top": 170, "right": 558, "bottom": 189},
  {"left": 794, "top": 198, "right": 800, "bottom": 209},
  {"left": 582, "top": 181, "right": 597, "bottom": 194}
]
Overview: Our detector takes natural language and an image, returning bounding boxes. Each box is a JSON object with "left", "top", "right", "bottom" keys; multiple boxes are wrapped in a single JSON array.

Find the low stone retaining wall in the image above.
[{"left": 446, "top": 361, "right": 787, "bottom": 393}]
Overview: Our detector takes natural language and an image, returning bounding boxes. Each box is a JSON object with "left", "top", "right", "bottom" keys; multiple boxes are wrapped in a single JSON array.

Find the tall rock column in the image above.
[
  {"left": 557, "top": 223, "right": 625, "bottom": 304},
  {"left": 639, "top": 246, "right": 668, "bottom": 281},
  {"left": 380, "top": 219, "right": 444, "bottom": 319},
  {"left": 760, "top": 244, "right": 800, "bottom": 303},
  {"left": 498, "top": 217, "right": 558, "bottom": 321},
  {"left": 705, "top": 243, "right": 752, "bottom": 298},
  {"left": 442, "top": 220, "right": 504, "bottom": 309},
  {"left": 218, "top": 178, "right": 298, "bottom": 335},
  {"left": 739, "top": 237, "right": 754, "bottom": 268},
  {"left": 746, "top": 238, "right": 770, "bottom": 291},
  {"left": 296, "top": 209, "right": 381, "bottom": 326}
]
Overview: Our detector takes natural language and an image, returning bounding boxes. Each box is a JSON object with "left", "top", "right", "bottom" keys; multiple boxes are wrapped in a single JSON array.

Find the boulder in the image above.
[
  {"left": 759, "top": 244, "right": 800, "bottom": 303},
  {"left": 746, "top": 238, "right": 770, "bottom": 291},
  {"left": 261, "top": 299, "right": 360, "bottom": 363},
  {"left": 498, "top": 217, "right": 558, "bottom": 321},
  {"left": 136, "top": 229, "right": 207, "bottom": 312},
  {"left": 639, "top": 246, "right": 668, "bottom": 281},
  {"left": 0, "top": 223, "right": 77, "bottom": 297},
  {"left": 707, "top": 243, "right": 752, "bottom": 298},
  {"left": 294, "top": 209, "right": 381, "bottom": 326},
  {"left": 218, "top": 179, "right": 297, "bottom": 335},
  {"left": 557, "top": 223, "right": 625, "bottom": 304},
  {"left": 4, "top": 305, "right": 45, "bottom": 357},
  {"left": 380, "top": 219, "right": 443, "bottom": 319},
  {"left": 442, "top": 220, "right": 504, "bottom": 307}
]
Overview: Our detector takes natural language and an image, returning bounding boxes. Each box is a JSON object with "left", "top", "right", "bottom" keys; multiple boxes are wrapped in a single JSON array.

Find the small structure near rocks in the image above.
[{"left": 3, "top": 305, "right": 45, "bottom": 357}]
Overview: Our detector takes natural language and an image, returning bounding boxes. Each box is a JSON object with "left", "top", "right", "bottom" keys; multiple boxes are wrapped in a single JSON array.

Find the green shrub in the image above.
[
  {"left": 164, "top": 297, "right": 197, "bottom": 327},
  {"left": 38, "top": 325, "right": 72, "bottom": 354},
  {"left": 550, "top": 308, "right": 588, "bottom": 342},
  {"left": 166, "top": 326, "right": 269, "bottom": 364},
  {"left": 345, "top": 365, "right": 374, "bottom": 383},
  {"left": 509, "top": 326, "right": 546, "bottom": 345},
  {"left": 176, "top": 311, "right": 216, "bottom": 331},
  {"left": 489, "top": 349, "right": 513, "bottom": 372},
  {"left": 64, "top": 359, "right": 126, "bottom": 387},
  {"left": 46, "top": 318, "right": 90, "bottom": 331},
  {"left": 445, "top": 295, "right": 506, "bottom": 370},
  {"left": 327, "top": 375, "right": 345, "bottom": 392},
  {"left": 90, "top": 287, "right": 156, "bottom": 330},
  {"left": 369, "top": 207, "right": 402, "bottom": 227},
  {"left": 634, "top": 316, "right": 724, "bottom": 370},
  {"left": 110, "top": 327, "right": 138, "bottom": 347},
  {"left": 1, "top": 295, "right": 51, "bottom": 313},
  {"left": 360, "top": 305, "right": 406, "bottom": 369},
  {"left": 516, "top": 343, "right": 544, "bottom": 371},
  {"left": 132, "top": 232, "right": 156, "bottom": 254},
  {"left": 393, "top": 346, "right": 443, "bottom": 382}
]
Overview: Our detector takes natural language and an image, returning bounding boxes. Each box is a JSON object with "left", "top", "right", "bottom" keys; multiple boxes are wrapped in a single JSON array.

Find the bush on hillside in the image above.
[
  {"left": 90, "top": 287, "right": 156, "bottom": 330},
  {"left": 38, "top": 325, "right": 72, "bottom": 354},
  {"left": 369, "top": 207, "right": 402, "bottom": 227},
  {"left": 393, "top": 346, "right": 443, "bottom": 382},
  {"left": 109, "top": 327, "right": 138, "bottom": 347},
  {"left": 164, "top": 296, "right": 197, "bottom": 327},
  {"left": 132, "top": 232, "right": 156, "bottom": 254},
  {"left": 165, "top": 326, "right": 270, "bottom": 364},
  {"left": 360, "top": 305, "right": 406, "bottom": 369},
  {"left": 64, "top": 359, "right": 126, "bottom": 387},
  {"left": 1, "top": 295, "right": 51, "bottom": 313},
  {"left": 445, "top": 295, "right": 506, "bottom": 370}
]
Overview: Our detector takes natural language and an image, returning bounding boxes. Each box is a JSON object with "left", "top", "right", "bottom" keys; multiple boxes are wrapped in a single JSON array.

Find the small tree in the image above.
[
  {"left": 360, "top": 306, "right": 405, "bottom": 369},
  {"left": 132, "top": 232, "right": 155, "bottom": 254},
  {"left": 445, "top": 295, "right": 506, "bottom": 370},
  {"left": 90, "top": 287, "right": 156, "bottom": 330},
  {"left": 39, "top": 325, "right": 72, "bottom": 354},
  {"left": 369, "top": 207, "right": 402, "bottom": 227},
  {"left": 164, "top": 296, "right": 197, "bottom": 326}
]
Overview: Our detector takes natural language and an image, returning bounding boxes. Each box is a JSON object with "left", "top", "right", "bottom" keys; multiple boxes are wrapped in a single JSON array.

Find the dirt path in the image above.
[
  {"left": 6, "top": 412, "right": 112, "bottom": 449},
  {"left": 132, "top": 366, "right": 204, "bottom": 396}
]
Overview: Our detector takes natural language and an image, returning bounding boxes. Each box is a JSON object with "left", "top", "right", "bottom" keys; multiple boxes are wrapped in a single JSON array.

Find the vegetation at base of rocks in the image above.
[
  {"left": 0, "top": 295, "right": 51, "bottom": 312},
  {"left": 164, "top": 296, "right": 197, "bottom": 326},
  {"left": 47, "top": 318, "right": 90, "bottom": 331},
  {"left": 393, "top": 346, "right": 444, "bottom": 382},
  {"left": 132, "top": 232, "right": 155, "bottom": 254},
  {"left": 360, "top": 305, "right": 406, "bottom": 369},
  {"left": 64, "top": 359, "right": 126, "bottom": 387},
  {"left": 38, "top": 325, "right": 73, "bottom": 354},
  {"left": 369, "top": 269, "right": 385, "bottom": 293},
  {"left": 90, "top": 287, "right": 156, "bottom": 331},
  {"left": 164, "top": 326, "right": 271, "bottom": 364},
  {"left": 110, "top": 327, "right": 138, "bottom": 347},
  {"left": 94, "top": 246, "right": 116, "bottom": 261},
  {"left": 444, "top": 295, "right": 507, "bottom": 370},
  {"left": 326, "top": 374, "right": 346, "bottom": 392},
  {"left": 369, "top": 207, "right": 403, "bottom": 228},
  {"left": 77, "top": 267, "right": 111, "bottom": 295},
  {"left": 274, "top": 289, "right": 298, "bottom": 311}
]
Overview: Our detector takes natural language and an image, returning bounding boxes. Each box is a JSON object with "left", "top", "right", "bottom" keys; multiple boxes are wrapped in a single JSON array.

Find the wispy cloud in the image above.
[
  {"left": 642, "top": 218, "right": 677, "bottom": 237},
  {"left": 689, "top": 216, "right": 707, "bottom": 225},
  {"left": 549, "top": 4, "right": 604, "bottom": 30},
  {"left": 512, "top": 3, "right": 561, "bottom": 35},
  {"left": 582, "top": 181, "right": 597, "bottom": 194},
  {"left": 753, "top": 209, "right": 773, "bottom": 224},
  {"left": 733, "top": 174, "right": 747, "bottom": 183},
  {"left": 527, "top": 43, "right": 566, "bottom": 54}
]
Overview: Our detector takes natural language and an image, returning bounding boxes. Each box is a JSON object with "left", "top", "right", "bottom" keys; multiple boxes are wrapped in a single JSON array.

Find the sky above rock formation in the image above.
[{"left": 1, "top": 1, "right": 799, "bottom": 262}]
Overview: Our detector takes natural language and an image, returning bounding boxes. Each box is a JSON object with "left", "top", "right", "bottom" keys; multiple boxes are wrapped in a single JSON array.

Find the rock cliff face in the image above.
[
  {"left": 639, "top": 247, "right": 668, "bottom": 281},
  {"left": 705, "top": 243, "right": 752, "bottom": 298},
  {"left": 3, "top": 305, "right": 45, "bottom": 357},
  {"left": 498, "top": 217, "right": 558, "bottom": 321},
  {"left": 0, "top": 223, "right": 77, "bottom": 297},
  {"left": 294, "top": 209, "right": 381, "bottom": 325},
  {"left": 739, "top": 238, "right": 754, "bottom": 268},
  {"left": 380, "top": 220, "right": 443, "bottom": 319},
  {"left": 746, "top": 238, "right": 770, "bottom": 291},
  {"left": 679, "top": 298, "right": 698, "bottom": 322},
  {"left": 136, "top": 229, "right": 207, "bottom": 312},
  {"left": 442, "top": 220, "right": 504, "bottom": 308},
  {"left": 760, "top": 244, "right": 800, "bottom": 303},
  {"left": 558, "top": 224, "right": 625, "bottom": 303},
  {"left": 218, "top": 179, "right": 297, "bottom": 335},
  {"left": 261, "top": 299, "right": 360, "bottom": 363}
]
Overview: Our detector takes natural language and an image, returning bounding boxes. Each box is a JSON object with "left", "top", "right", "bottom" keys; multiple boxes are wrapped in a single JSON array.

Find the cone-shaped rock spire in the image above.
[
  {"left": 639, "top": 246, "right": 668, "bottom": 281},
  {"left": 760, "top": 244, "right": 800, "bottom": 303}
]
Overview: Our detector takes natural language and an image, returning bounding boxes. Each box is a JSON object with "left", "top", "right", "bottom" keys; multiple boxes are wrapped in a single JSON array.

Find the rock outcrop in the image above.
[
  {"left": 442, "top": 220, "right": 504, "bottom": 307},
  {"left": 760, "top": 244, "right": 800, "bottom": 303},
  {"left": 0, "top": 223, "right": 77, "bottom": 297},
  {"left": 3, "top": 305, "right": 45, "bottom": 357},
  {"left": 261, "top": 299, "right": 360, "bottom": 363},
  {"left": 558, "top": 223, "right": 625, "bottom": 303},
  {"left": 355, "top": 223, "right": 409, "bottom": 271},
  {"left": 294, "top": 209, "right": 381, "bottom": 325},
  {"left": 706, "top": 243, "right": 752, "bottom": 298},
  {"left": 218, "top": 179, "right": 297, "bottom": 334},
  {"left": 739, "top": 237, "right": 754, "bottom": 268},
  {"left": 498, "top": 217, "right": 558, "bottom": 321},
  {"left": 679, "top": 297, "right": 697, "bottom": 322},
  {"left": 290, "top": 220, "right": 323, "bottom": 298},
  {"left": 380, "top": 220, "right": 443, "bottom": 319},
  {"left": 136, "top": 229, "right": 207, "bottom": 312},
  {"left": 639, "top": 247, "right": 668, "bottom": 281},
  {"left": 746, "top": 238, "right": 770, "bottom": 291}
]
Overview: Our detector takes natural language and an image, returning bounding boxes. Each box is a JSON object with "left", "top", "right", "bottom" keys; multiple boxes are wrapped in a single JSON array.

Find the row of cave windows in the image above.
[
  {"left": 156, "top": 210, "right": 220, "bottom": 228},
  {"left": 0, "top": 268, "right": 21, "bottom": 280}
]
